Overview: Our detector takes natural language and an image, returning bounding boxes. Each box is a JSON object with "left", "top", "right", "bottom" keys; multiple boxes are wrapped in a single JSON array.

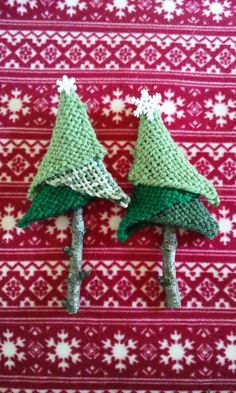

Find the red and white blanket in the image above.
[{"left": 0, "top": 1, "right": 235, "bottom": 391}]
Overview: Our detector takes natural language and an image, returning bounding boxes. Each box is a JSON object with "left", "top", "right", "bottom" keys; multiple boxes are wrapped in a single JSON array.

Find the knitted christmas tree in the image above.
[
  {"left": 118, "top": 89, "right": 220, "bottom": 308},
  {"left": 18, "top": 75, "right": 129, "bottom": 314}
]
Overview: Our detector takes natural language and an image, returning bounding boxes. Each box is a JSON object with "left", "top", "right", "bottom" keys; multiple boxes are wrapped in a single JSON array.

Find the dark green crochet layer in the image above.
[
  {"left": 118, "top": 185, "right": 196, "bottom": 241},
  {"left": 151, "top": 198, "right": 219, "bottom": 240},
  {"left": 117, "top": 185, "right": 218, "bottom": 242},
  {"left": 18, "top": 184, "right": 92, "bottom": 228}
]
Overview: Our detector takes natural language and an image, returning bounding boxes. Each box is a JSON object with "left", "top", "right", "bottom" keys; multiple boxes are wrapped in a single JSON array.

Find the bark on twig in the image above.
[
  {"left": 159, "top": 226, "right": 181, "bottom": 308},
  {"left": 62, "top": 208, "right": 89, "bottom": 314}
]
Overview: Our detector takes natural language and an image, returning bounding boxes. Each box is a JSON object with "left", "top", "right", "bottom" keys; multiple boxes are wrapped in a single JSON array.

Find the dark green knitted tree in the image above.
[
  {"left": 118, "top": 89, "right": 220, "bottom": 308},
  {"left": 18, "top": 75, "right": 129, "bottom": 314}
]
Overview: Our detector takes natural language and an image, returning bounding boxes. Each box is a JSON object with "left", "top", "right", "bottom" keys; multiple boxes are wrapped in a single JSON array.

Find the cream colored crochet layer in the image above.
[{"left": 47, "top": 159, "right": 130, "bottom": 208}]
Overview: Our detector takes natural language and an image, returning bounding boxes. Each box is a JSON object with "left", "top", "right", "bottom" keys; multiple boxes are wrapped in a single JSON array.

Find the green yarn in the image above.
[
  {"left": 151, "top": 198, "right": 219, "bottom": 240},
  {"left": 129, "top": 114, "right": 219, "bottom": 206},
  {"left": 47, "top": 159, "right": 129, "bottom": 208},
  {"left": 18, "top": 184, "right": 92, "bottom": 228},
  {"left": 118, "top": 185, "right": 195, "bottom": 241},
  {"left": 28, "top": 91, "right": 106, "bottom": 200},
  {"left": 26, "top": 88, "right": 129, "bottom": 208},
  {"left": 20, "top": 85, "right": 129, "bottom": 229},
  {"left": 117, "top": 185, "right": 219, "bottom": 242}
]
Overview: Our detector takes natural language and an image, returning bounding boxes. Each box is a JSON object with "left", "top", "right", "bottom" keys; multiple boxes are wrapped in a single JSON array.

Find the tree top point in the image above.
[
  {"left": 56, "top": 75, "right": 77, "bottom": 95},
  {"left": 131, "top": 89, "right": 162, "bottom": 122}
]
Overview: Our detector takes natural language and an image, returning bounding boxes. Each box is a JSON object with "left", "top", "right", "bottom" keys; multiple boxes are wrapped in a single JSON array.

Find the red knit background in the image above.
[{"left": 0, "top": 1, "right": 236, "bottom": 391}]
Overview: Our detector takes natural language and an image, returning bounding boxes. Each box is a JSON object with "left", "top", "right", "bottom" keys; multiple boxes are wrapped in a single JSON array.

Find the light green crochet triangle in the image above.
[
  {"left": 28, "top": 90, "right": 106, "bottom": 200},
  {"left": 129, "top": 114, "right": 219, "bottom": 206}
]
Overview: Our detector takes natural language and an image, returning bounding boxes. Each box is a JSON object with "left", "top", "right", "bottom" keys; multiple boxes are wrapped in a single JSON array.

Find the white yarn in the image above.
[{"left": 47, "top": 159, "right": 130, "bottom": 208}]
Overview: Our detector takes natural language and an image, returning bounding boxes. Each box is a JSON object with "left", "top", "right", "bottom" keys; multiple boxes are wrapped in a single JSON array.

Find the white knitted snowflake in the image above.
[
  {"left": 131, "top": 89, "right": 162, "bottom": 122},
  {"left": 56, "top": 75, "right": 77, "bottom": 95}
]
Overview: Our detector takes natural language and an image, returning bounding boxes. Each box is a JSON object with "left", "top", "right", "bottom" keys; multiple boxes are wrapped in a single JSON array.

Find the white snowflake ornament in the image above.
[
  {"left": 131, "top": 89, "right": 162, "bottom": 122},
  {"left": 56, "top": 75, "right": 77, "bottom": 95}
]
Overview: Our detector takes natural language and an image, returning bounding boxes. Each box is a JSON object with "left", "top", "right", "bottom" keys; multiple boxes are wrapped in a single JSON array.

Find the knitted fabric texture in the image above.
[
  {"left": 129, "top": 114, "right": 219, "bottom": 206},
  {"left": 27, "top": 90, "right": 129, "bottom": 208},
  {"left": 117, "top": 186, "right": 219, "bottom": 242},
  {"left": 28, "top": 91, "right": 105, "bottom": 200},
  {"left": 47, "top": 159, "right": 129, "bottom": 208},
  {"left": 18, "top": 184, "right": 92, "bottom": 228},
  {"left": 151, "top": 198, "right": 219, "bottom": 240}
]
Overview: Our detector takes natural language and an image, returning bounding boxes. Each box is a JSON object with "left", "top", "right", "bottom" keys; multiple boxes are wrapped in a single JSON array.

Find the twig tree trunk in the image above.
[
  {"left": 62, "top": 208, "right": 89, "bottom": 314},
  {"left": 159, "top": 226, "right": 181, "bottom": 308}
]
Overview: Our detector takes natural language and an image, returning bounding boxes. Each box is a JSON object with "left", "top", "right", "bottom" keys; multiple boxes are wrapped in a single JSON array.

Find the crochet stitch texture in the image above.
[
  {"left": 47, "top": 159, "right": 128, "bottom": 207},
  {"left": 118, "top": 90, "right": 219, "bottom": 242},
  {"left": 19, "top": 77, "right": 129, "bottom": 228},
  {"left": 129, "top": 114, "right": 219, "bottom": 206},
  {"left": 18, "top": 184, "right": 92, "bottom": 228},
  {"left": 27, "top": 88, "right": 129, "bottom": 208},
  {"left": 28, "top": 91, "right": 106, "bottom": 200},
  {"left": 118, "top": 186, "right": 218, "bottom": 242},
  {"left": 151, "top": 198, "right": 218, "bottom": 239}
]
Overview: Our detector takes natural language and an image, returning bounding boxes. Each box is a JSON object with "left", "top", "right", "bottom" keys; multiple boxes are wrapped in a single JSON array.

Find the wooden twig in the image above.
[
  {"left": 159, "top": 226, "right": 181, "bottom": 308},
  {"left": 62, "top": 208, "right": 89, "bottom": 314}
]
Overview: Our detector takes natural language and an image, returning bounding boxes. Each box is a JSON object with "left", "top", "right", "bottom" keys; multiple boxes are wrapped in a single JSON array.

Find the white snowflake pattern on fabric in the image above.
[
  {"left": 161, "top": 89, "right": 185, "bottom": 125},
  {"left": 0, "top": 330, "right": 25, "bottom": 369},
  {"left": 6, "top": 0, "right": 37, "bottom": 15},
  {"left": 100, "top": 205, "right": 122, "bottom": 240},
  {"left": 0, "top": 88, "right": 31, "bottom": 123},
  {"left": 57, "top": 0, "right": 87, "bottom": 16},
  {"left": 50, "top": 94, "right": 60, "bottom": 116},
  {"left": 202, "top": 0, "right": 232, "bottom": 23},
  {"left": 217, "top": 206, "right": 236, "bottom": 245},
  {"left": 204, "top": 92, "right": 236, "bottom": 127},
  {"left": 46, "top": 215, "right": 70, "bottom": 242},
  {"left": 46, "top": 330, "right": 81, "bottom": 371},
  {"left": 216, "top": 333, "right": 236, "bottom": 373},
  {"left": 0, "top": 204, "right": 23, "bottom": 243},
  {"left": 56, "top": 75, "right": 77, "bottom": 95},
  {"left": 106, "top": 0, "right": 135, "bottom": 19},
  {"left": 103, "top": 331, "right": 138, "bottom": 371},
  {"left": 155, "top": 0, "right": 183, "bottom": 21},
  {"left": 102, "top": 88, "right": 132, "bottom": 124},
  {"left": 131, "top": 89, "right": 162, "bottom": 122},
  {"left": 159, "top": 330, "right": 195, "bottom": 373}
]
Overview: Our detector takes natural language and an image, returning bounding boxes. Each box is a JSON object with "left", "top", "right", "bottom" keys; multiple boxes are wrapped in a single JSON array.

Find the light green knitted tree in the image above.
[
  {"left": 118, "top": 89, "right": 220, "bottom": 308},
  {"left": 18, "top": 76, "right": 129, "bottom": 314}
]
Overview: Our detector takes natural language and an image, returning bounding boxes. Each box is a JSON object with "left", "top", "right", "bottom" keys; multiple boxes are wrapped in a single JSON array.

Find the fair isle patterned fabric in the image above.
[{"left": 0, "top": 1, "right": 236, "bottom": 392}]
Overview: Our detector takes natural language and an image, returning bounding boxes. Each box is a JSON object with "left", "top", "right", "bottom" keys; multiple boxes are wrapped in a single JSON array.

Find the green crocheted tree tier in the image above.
[
  {"left": 118, "top": 185, "right": 218, "bottom": 242},
  {"left": 118, "top": 185, "right": 196, "bottom": 242},
  {"left": 28, "top": 91, "right": 106, "bottom": 200},
  {"left": 129, "top": 114, "right": 219, "bottom": 206},
  {"left": 151, "top": 198, "right": 219, "bottom": 240},
  {"left": 18, "top": 184, "right": 92, "bottom": 228}
]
